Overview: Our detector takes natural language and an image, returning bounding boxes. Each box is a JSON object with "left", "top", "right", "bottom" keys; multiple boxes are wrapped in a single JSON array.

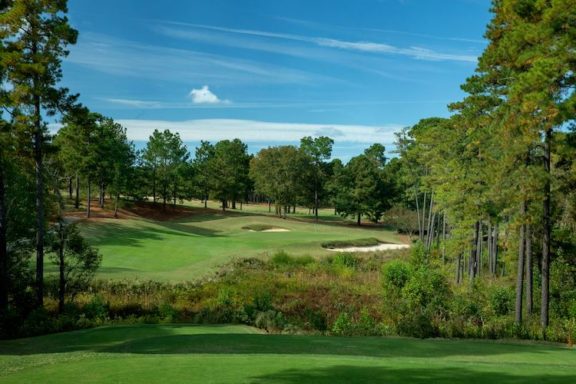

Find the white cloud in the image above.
[
  {"left": 159, "top": 23, "right": 478, "bottom": 63},
  {"left": 66, "top": 33, "right": 325, "bottom": 86},
  {"left": 315, "top": 38, "right": 478, "bottom": 62},
  {"left": 189, "top": 85, "right": 227, "bottom": 104},
  {"left": 114, "top": 118, "right": 403, "bottom": 144}
]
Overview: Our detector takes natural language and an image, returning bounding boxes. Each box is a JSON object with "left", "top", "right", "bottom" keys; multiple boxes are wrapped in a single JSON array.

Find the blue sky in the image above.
[{"left": 61, "top": 0, "right": 492, "bottom": 160}]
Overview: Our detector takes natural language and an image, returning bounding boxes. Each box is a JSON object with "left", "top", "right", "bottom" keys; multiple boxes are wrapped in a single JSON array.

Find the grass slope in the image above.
[
  {"left": 73, "top": 208, "right": 401, "bottom": 281},
  {"left": 0, "top": 325, "right": 574, "bottom": 384}
]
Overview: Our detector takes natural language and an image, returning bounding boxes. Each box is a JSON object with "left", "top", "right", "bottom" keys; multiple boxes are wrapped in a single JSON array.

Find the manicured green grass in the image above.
[
  {"left": 72, "top": 208, "right": 402, "bottom": 281},
  {"left": 0, "top": 324, "right": 573, "bottom": 384}
]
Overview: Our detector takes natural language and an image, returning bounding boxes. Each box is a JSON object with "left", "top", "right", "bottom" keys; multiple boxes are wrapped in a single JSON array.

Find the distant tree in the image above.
[
  {"left": 333, "top": 144, "right": 390, "bottom": 225},
  {"left": 210, "top": 139, "right": 250, "bottom": 211},
  {"left": 193, "top": 141, "right": 215, "bottom": 208},
  {"left": 299, "top": 136, "right": 334, "bottom": 221},
  {"left": 250, "top": 145, "right": 307, "bottom": 217},
  {"left": 142, "top": 129, "right": 189, "bottom": 210}
]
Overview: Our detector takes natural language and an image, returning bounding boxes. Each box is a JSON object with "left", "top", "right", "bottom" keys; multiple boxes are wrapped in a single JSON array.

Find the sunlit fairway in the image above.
[
  {"left": 0, "top": 324, "right": 574, "bottom": 384},
  {"left": 73, "top": 203, "right": 403, "bottom": 281}
]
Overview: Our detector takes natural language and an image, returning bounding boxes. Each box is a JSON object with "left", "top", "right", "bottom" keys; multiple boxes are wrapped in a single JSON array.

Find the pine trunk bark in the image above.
[
  {"left": 114, "top": 192, "right": 120, "bottom": 218},
  {"left": 515, "top": 202, "right": 526, "bottom": 325},
  {"left": 541, "top": 129, "right": 552, "bottom": 333},
  {"left": 0, "top": 166, "right": 8, "bottom": 312},
  {"left": 493, "top": 223, "right": 499, "bottom": 276},
  {"left": 469, "top": 221, "right": 479, "bottom": 280},
  {"left": 99, "top": 179, "right": 104, "bottom": 208},
  {"left": 415, "top": 193, "right": 422, "bottom": 242},
  {"left": 75, "top": 173, "right": 80, "bottom": 209},
  {"left": 442, "top": 212, "right": 447, "bottom": 264},
  {"left": 34, "top": 93, "right": 45, "bottom": 308},
  {"left": 421, "top": 191, "right": 428, "bottom": 242},
  {"left": 87, "top": 177, "right": 91, "bottom": 218},
  {"left": 58, "top": 232, "right": 65, "bottom": 314},
  {"left": 68, "top": 176, "right": 73, "bottom": 199},
  {"left": 314, "top": 188, "right": 319, "bottom": 223},
  {"left": 476, "top": 221, "right": 483, "bottom": 277},
  {"left": 525, "top": 223, "right": 533, "bottom": 315}
]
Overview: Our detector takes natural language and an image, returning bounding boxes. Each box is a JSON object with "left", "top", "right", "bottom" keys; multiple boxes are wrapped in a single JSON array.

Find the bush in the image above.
[
  {"left": 255, "top": 310, "right": 287, "bottom": 332},
  {"left": 331, "top": 312, "right": 354, "bottom": 336},
  {"left": 490, "top": 286, "right": 515, "bottom": 316},
  {"left": 271, "top": 251, "right": 314, "bottom": 267},
  {"left": 321, "top": 238, "right": 381, "bottom": 249},
  {"left": 331, "top": 253, "right": 359, "bottom": 269}
]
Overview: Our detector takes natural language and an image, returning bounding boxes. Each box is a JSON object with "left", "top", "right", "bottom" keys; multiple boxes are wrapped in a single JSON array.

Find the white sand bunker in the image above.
[
  {"left": 248, "top": 228, "right": 290, "bottom": 232},
  {"left": 328, "top": 244, "right": 410, "bottom": 253}
]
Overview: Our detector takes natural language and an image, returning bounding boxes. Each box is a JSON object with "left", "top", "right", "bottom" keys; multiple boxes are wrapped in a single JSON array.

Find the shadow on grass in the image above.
[
  {"left": 82, "top": 221, "right": 223, "bottom": 249},
  {"left": 1, "top": 327, "right": 567, "bottom": 361},
  {"left": 249, "top": 365, "right": 576, "bottom": 384}
]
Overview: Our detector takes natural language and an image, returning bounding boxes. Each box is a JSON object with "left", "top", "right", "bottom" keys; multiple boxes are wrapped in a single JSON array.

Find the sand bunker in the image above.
[
  {"left": 248, "top": 228, "right": 290, "bottom": 232},
  {"left": 327, "top": 243, "right": 410, "bottom": 253}
]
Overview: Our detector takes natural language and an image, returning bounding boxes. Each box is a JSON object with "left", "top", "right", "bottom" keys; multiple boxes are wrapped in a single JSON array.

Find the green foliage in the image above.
[
  {"left": 142, "top": 129, "right": 190, "bottom": 207},
  {"left": 321, "top": 238, "right": 381, "bottom": 249},
  {"left": 270, "top": 251, "right": 314, "bottom": 268},
  {"left": 330, "top": 253, "right": 359, "bottom": 269},
  {"left": 489, "top": 286, "right": 515, "bottom": 316}
]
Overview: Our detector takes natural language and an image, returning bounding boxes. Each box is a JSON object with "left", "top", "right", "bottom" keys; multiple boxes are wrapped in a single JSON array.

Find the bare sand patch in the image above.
[{"left": 327, "top": 243, "right": 410, "bottom": 253}]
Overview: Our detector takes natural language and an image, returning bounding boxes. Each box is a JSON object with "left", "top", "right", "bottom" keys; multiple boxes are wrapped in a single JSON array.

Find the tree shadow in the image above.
[
  {"left": 249, "top": 365, "right": 576, "bottom": 384},
  {"left": 98, "top": 334, "right": 567, "bottom": 359}
]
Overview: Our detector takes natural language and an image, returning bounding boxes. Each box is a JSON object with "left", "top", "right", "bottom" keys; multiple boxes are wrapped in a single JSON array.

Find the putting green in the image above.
[
  {"left": 70, "top": 209, "right": 402, "bottom": 281},
  {"left": 0, "top": 325, "right": 573, "bottom": 384}
]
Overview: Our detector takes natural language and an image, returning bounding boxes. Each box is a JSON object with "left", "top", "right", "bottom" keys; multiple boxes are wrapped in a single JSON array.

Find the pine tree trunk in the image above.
[
  {"left": 152, "top": 169, "right": 156, "bottom": 203},
  {"left": 357, "top": 212, "right": 361, "bottom": 226},
  {"left": 421, "top": 191, "right": 428, "bottom": 242},
  {"left": 515, "top": 202, "right": 526, "bottom": 325},
  {"left": 58, "top": 229, "right": 65, "bottom": 315},
  {"left": 541, "top": 128, "right": 552, "bottom": 333},
  {"left": 525, "top": 223, "right": 533, "bottom": 315},
  {"left": 493, "top": 223, "right": 499, "bottom": 276},
  {"left": 99, "top": 179, "right": 104, "bottom": 208},
  {"left": 426, "top": 193, "right": 435, "bottom": 250},
  {"left": 68, "top": 176, "right": 73, "bottom": 199},
  {"left": 34, "top": 95, "right": 45, "bottom": 308},
  {"left": 442, "top": 212, "right": 447, "bottom": 264},
  {"left": 114, "top": 192, "right": 120, "bottom": 219},
  {"left": 487, "top": 221, "right": 493, "bottom": 274},
  {"left": 314, "top": 188, "right": 319, "bottom": 223},
  {"left": 0, "top": 166, "right": 8, "bottom": 313},
  {"left": 75, "top": 173, "right": 80, "bottom": 209},
  {"left": 469, "top": 221, "right": 479, "bottom": 279},
  {"left": 456, "top": 253, "right": 462, "bottom": 284},
  {"left": 415, "top": 193, "right": 423, "bottom": 241},
  {"left": 476, "top": 221, "right": 483, "bottom": 277},
  {"left": 87, "top": 177, "right": 91, "bottom": 218}
]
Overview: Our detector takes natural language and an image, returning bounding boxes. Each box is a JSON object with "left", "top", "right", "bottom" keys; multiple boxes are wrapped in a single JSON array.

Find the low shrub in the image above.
[{"left": 321, "top": 238, "right": 381, "bottom": 249}]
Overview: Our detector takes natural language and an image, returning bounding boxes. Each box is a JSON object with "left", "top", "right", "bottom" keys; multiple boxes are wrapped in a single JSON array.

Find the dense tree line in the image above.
[{"left": 389, "top": 0, "right": 576, "bottom": 337}]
